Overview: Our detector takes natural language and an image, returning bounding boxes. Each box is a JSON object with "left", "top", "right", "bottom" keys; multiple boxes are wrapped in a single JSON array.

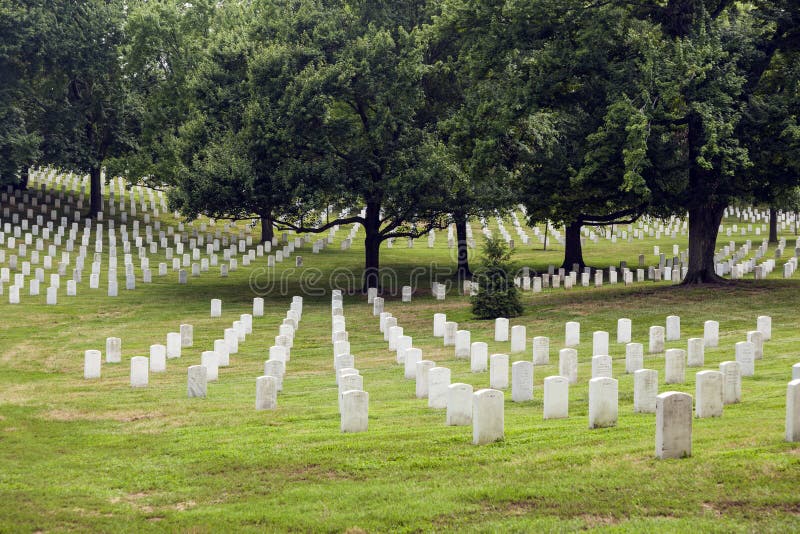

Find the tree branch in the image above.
[
  {"left": 272, "top": 215, "right": 365, "bottom": 234},
  {"left": 579, "top": 205, "right": 647, "bottom": 225}
]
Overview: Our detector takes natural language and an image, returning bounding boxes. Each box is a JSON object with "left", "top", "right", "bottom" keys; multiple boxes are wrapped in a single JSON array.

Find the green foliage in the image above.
[
  {"left": 34, "top": 1, "right": 136, "bottom": 173},
  {"left": 0, "top": 1, "right": 45, "bottom": 185},
  {"left": 471, "top": 237, "right": 523, "bottom": 319}
]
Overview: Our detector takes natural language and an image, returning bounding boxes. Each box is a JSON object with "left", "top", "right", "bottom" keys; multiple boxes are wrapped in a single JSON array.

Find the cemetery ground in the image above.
[{"left": 2, "top": 207, "right": 800, "bottom": 531}]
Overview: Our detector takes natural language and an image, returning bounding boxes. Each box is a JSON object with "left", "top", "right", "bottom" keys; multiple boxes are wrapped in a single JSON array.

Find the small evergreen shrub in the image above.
[{"left": 471, "top": 237, "right": 524, "bottom": 319}]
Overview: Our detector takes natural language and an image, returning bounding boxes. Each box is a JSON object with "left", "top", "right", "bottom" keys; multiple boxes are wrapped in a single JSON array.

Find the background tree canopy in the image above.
[{"left": 1, "top": 0, "right": 798, "bottom": 287}]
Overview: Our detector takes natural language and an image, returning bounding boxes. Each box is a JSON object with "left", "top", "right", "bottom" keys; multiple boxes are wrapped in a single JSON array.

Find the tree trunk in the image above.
[
  {"left": 682, "top": 203, "right": 727, "bottom": 284},
  {"left": 89, "top": 165, "right": 102, "bottom": 218},
  {"left": 363, "top": 202, "right": 381, "bottom": 292},
  {"left": 561, "top": 220, "right": 585, "bottom": 271},
  {"left": 543, "top": 221, "right": 548, "bottom": 251},
  {"left": 16, "top": 168, "right": 29, "bottom": 190},
  {"left": 769, "top": 206, "right": 778, "bottom": 243},
  {"left": 682, "top": 110, "right": 727, "bottom": 284},
  {"left": 260, "top": 214, "right": 274, "bottom": 244},
  {"left": 454, "top": 213, "right": 471, "bottom": 280}
]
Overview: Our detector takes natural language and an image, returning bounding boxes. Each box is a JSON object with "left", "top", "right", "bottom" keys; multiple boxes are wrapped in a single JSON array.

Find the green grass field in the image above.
[{"left": 1, "top": 183, "right": 799, "bottom": 532}]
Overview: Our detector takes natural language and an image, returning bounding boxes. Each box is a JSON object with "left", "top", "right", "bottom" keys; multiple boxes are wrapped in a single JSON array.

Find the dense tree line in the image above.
[{"left": 0, "top": 0, "right": 798, "bottom": 288}]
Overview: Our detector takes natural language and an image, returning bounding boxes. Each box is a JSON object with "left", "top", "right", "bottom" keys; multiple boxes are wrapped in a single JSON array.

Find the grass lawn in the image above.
[{"left": 1, "top": 185, "right": 799, "bottom": 532}]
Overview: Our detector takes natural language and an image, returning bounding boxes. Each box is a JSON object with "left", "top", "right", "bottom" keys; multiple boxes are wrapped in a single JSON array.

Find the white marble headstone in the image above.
[
  {"left": 617, "top": 318, "right": 632, "bottom": 344},
  {"left": 433, "top": 313, "right": 446, "bottom": 337},
  {"left": 543, "top": 376, "right": 569, "bottom": 419},
  {"left": 666, "top": 315, "right": 680, "bottom": 341},
  {"left": 340, "top": 390, "right": 368, "bottom": 433},
  {"left": 494, "top": 318, "right": 509, "bottom": 342},
  {"left": 454, "top": 330, "right": 471, "bottom": 359},
  {"left": 704, "top": 320, "right": 719, "bottom": 348},
  {"left": 588, "top": 377, "right": 618, "bottom": 429},
  {"left": 510, "top": 325, "right": 526, "bottom": 353},
  {"left": 443, "top": 321, "right": 458, "bottom": 346},
  {"left": 404, "top": 348, "right": 422, "bottom": 380},
  {"left": 695, "top": 370, "right": 723, "bottom": 418},
  {"left": 532, "top": 336, "right": 549, "bottom": 365},
  {"left": 559, "top": 348, "right": 578, "bottom": 384},
  {"left": 255, "top": 375, "right": 278, "bottom": 410},
  {"left": 687, "top": 338, "right": 704, "bottom": 367},
  {"left": 511, "top": 361, "right": 533, "bottom": 402},
  {"left": 446, "top": 383, "right": 473, "bottom": 426},
  {"left": 735, "top": 341, "right": 755, "bottom": 377},
  {"left": 130, "top": 356, "right": 149, "bottom": 387},
  {"left": 211, "top": 298, "right": 222, "bottom": 318},
  {"left": 84, "top": 349, "right": 101, "bottom": 379},
  {"left": 470, "top": 342, "right": 488, "bottom": 373},
  {"left": 591, "top": 355, "right": 612, "bottom": 379},
  {"left": 634, "top": 369, "right": 658, "bottom": 413},
  {"left": 664, "top": 349, "right": 686, "bottom": 384},
  {"left": 149, "top": 344, "right": 166, "bottom": 372},
  {"left": 415, "top": 360, "right": 435, "bottom": 398},
  {"left": 786, "top": 379, "right": 800, "bottom": 442},
  {"left": 428, "top": 367, "right": 451, "bottom": 409},
  {"left": 188, "top": 365, "right": 207, "bottom": 398},
  {"left": 201, "top": 351, "right": 219, "bottom": 381},
  {"left": 472, "top": 389, "right": 504, "bottom": 445},
  {"left": 655, "top": 391, "right": 692, "bottom": 459},
  {"left": 565, "top": 321, "right": 580, "bottom": 347},
  {"left": 489, "top": 354, "right": 509, "bottom": 389},
  {"left": 649, "top": 326, "right": 665, "bottom": 354},
  {"left": 105, "top": 337, "right": 121, "bottom": 364},
  {"left": 720, "top": 361, "right": 742, "bottom": 404},
  {"left": 592, "top": 331, "right": 609, "bottom": 357}
]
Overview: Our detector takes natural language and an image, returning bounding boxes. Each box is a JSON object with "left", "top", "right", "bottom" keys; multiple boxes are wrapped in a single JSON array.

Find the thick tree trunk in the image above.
[
  {"left": 363, "top": 202, "right": 381, "bottom": 292},
  {"left": 683, "top": 203, "right": 727, "bottom": 284},
  {"left": 260, "top": 214, "right": 274, "bottom": 244},
  {"left": 561, "top": 220, "right": 585, "bottom": 271},
  {"left": 454, "top": 213, "right": 471, "bottom": 280},
  {"left": 683, "top": 110, "right": 727, "bottom": 284},
  {"left": 769, "top": 206, "right": 778, "bottom": 243},
  {"left": 89, "top": 165, "right": 102, "bottom": 218}
]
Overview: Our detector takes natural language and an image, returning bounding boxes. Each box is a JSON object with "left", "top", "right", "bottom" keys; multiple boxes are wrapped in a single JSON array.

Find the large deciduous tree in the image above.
[
  {"left": 110, "top": 0, "right": 216, "bottom": 189},
  {"left": 432, "top": 0, "right": 653, "bottom": 271},
  {"left": 0, "top": 2, "right": 45, "bottom": 190},
  {"left": 638, "top": 0, "right": 800, "bottom": 283},
  {"left": 166, "top": 3, "right": 310, "bottom": 243},
  {"left": 33, "top": 0, "right": 137, "bottom": 218},
  {"left": 258, "top": 1, "right": 453, "bottom": 290}
]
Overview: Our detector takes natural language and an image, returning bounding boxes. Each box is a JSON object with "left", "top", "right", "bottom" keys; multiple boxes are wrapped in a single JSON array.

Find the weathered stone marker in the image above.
[
  {"left": 786, "top": 379, "right": 800, "bottom": 442},
  {"left": 655, "top": 391, "right": 692, "bottom": 459},
  {"left": 559, "top": 348, "right": 578, "bottom": 384},
  {"left": 543, "top": 376, "right": 569, "bottom": 419},
  {"left": 340, "top": 390, "right": 369, "bottom": 433},
  {"left": 511, "top": 361, "right": 534, "bottom": 402},
  {"left": 84, "top": 349, "right": 101, "bottom": 379},
  {"left": 255, "top": 375, "right": 278, "bottom": 410},
  {"left": 695, "top": 370, "right": 723, "bottom": 418},
  {"left": 472, "top": 389, "right": 504, "bottom": 445},
  {"left": 634, "top": 369, "right": 658, "bottom": 413},
  {"left": 447, "top": 383, "right": 473, "bottom": 426},
  {"left": 589, "top": 377, "right": 618, "bottom": 428},
  {"left": 188, "top": 366, "right": 208, "bottom": 398}
]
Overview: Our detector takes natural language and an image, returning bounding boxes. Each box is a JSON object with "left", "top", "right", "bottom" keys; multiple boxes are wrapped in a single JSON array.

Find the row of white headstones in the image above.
[
  {"left": 4, "top": 174, "right": 796, "bottom": 313},
  {"left": 358, "top": 300, "right": 800, "bottom": 454},
  {"left": 83, "top": 296, "right": 304, "bottom": 405},
  {"left": 0, "top": 182, "right": 349, "bottom": 306}
]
